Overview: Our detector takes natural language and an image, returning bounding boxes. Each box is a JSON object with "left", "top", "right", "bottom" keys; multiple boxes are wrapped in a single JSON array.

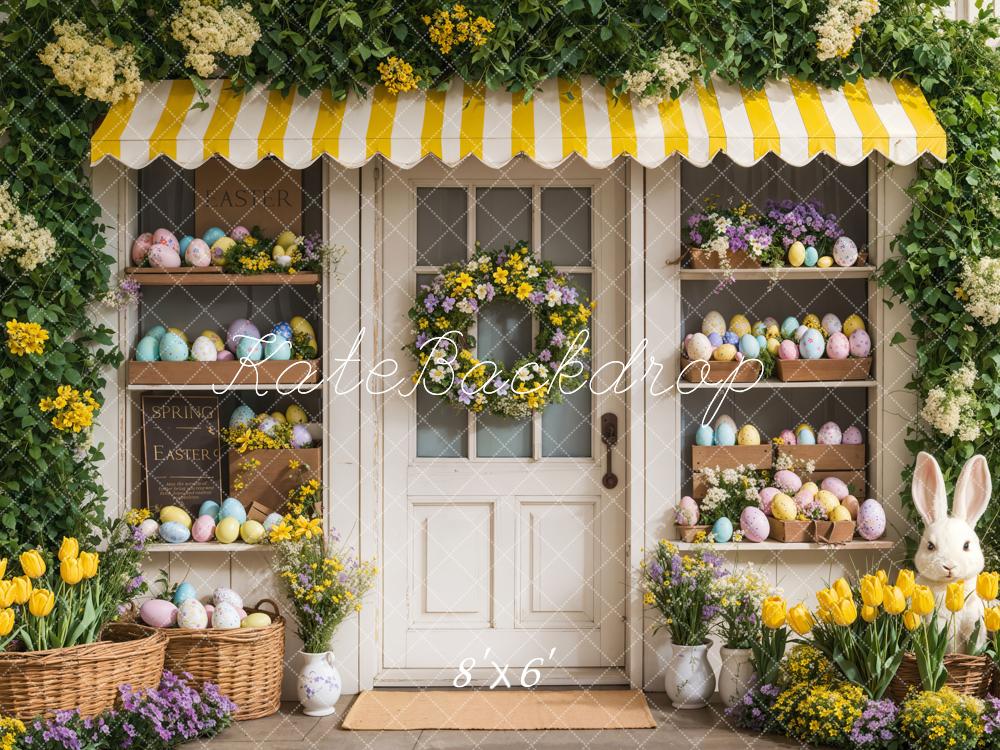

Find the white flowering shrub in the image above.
[
  {"left": 623, "top": 43, "right": 698, "bottom": 106},
  {"left": 920, "top": 364, "right": 982, "bottom": 442},
  {"left": 37, "top": 20, "right": 141, "bottom": 105},
  {"left": 0, "top": 184, "right": 58, "bottom": 272},
  {"left": 814, "top": 0, "right": 880, "bottom": 61},
  {"left": 960, "top": 257, "right": 1000, "bottom": 326},
  {"left": 171, "top": 0, "right": 262, "bottom": 78}
]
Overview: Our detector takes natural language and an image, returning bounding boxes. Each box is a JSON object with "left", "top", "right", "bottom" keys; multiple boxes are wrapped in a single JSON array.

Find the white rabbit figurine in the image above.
[{"left": 911, "top": 451, "right": 991, "bottom": 651}]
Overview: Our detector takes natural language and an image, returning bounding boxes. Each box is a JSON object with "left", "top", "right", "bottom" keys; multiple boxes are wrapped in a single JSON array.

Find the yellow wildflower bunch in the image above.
[
  {"left": 221, "top": 418, "right": 292, "bottom": 453},
  {"left": 124, "top": 507, "right": 151, "bottom": 526},
  {"left": 238, "top": 252, "right": 273, "bottom": 272},
  {"left": 5, "top": 320, "right": 49, "bottom": 356},
  {"left": 423, "top": 4, "right": 494, "bottom": 54},
  {"left": 39, "top": 385, "right": 99, "bottom": 433},
  {"left": 170, "top": 0, "right": 261, "bottom": 78},
  {"left": 772, "top": 681, "right": 865, "bottom": 747},
  {"left": 0, "top": 717, "right": 24, "bottom": 750},
  {"left": 900, "top": 687, "right": 983, "bottom": 749},
  {"left": 38, "top": 20, "right": 141, "bottom": 105},
  {"left": 378, "top": 56, "right": 420, "bottom": 94}
]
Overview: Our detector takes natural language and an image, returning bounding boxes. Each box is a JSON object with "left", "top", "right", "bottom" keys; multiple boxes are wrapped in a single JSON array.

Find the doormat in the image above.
[{"left": 341, "top": 689, "right": 656, "bottom": 730}]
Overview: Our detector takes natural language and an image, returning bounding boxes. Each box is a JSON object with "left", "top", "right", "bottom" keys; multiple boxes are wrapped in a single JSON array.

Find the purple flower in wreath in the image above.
[
  {"left": 648, "top": 560, "right": 663, "bottom": 581},
  {"left": 538, "top": 349, "right": 552, "bottom": 362},
  {"left": 424, "top": 294, "right": 438, "bottom": 312},
  {"left": 494, "top": 379, "right": 510, "bottom": 396},
  {"left": 562, "top": 287, "right": 578, "bottom": 304},
  {"left": 551, "top": 329, "right": 566, "bottom": 347},
  {"left": 529, "top": 291, "right": 545, "bottom": 305},
  {"left": 484, "top": 282, "right": 496, "bottom": 301},
  {"left": 545, "top": 278, "right": 557, "bottom": 291},
  {"left": 442, "top": 297, "right": 455, "bottom": 312},
  {"left": 689, "top": 230, "right": 703, "bottom": 245},
  {"left": 415, "top": 332, "right": 429, "bottom": 348},
  {"left": 458, "top": 384, "right": 475, "bottom": 405},
  {"left": 467, "top": 298, "right": 479, "bottom": 312}
]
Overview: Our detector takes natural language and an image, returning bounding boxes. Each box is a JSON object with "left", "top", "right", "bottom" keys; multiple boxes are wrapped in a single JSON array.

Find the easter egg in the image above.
[
  {"left": 271, "top": 244, "right": 286, "bottom": 261},
  {"left": 739, "top": 333, "right": 760, "bottom": 358},
  {"left": 236, "top": 336, "right": 263, "bottom": 361},
  {"left": 722, "top": 331, "right": 739, "bottom": 347},
  {"left": 729, "top": 314, "right": 751, "bottom": 337},
  {"left": 766, "top": 338, "right": 780, "bottom": 355},
  {"left": 264, "top": 337, "right": 291, "bottom": 361},
  {"left": 214, "top": 587, "right": 243, "bottom": 609},
  {"left": 713, "top": 344, "right": 737, "bottom": 362},
  {"left": 191, "top": 515, "right": 216, "bottom": 542},
  {"left": 153, "top": 228, "right": 179, "bottom": 251},
  {"left": 148, "top": 243, "right": 182, "bottom": 268},
  {"left": 291, "top": 424, "right": 313, "bottom": 448},
  {"left": 780, "top": 317, "right": 799, "bottom": 339},
  {"left": 226, "top": 319, "right": 260, "bottom": 354},
  {"left": 796, "top": 427, "right": 816, "bottom": 445},
  {"left": 229, "top": 404, "right": 255, "bottom": 429},
  {"left": 800, "top": 481, "right": 819, "bottom": 497},
  {"left": 219, "top": 497, "right": 247, "bottom": 524},
  {"left": 184, "top": 238, "right": 211, "bottom": 267},
  {"left": 199, "top": 499, "right": 220, "bottom": 519},
  {"left": 794, "top": 488, "right": 816, "bottom": 508},
  {"left": 857, "top": 499, "right": 887, "bottom": 540},
  {"left": 832, "top": 236, "right": 859, "bottom": 267},
  {"left": 159, "top": 521, "right": 190, "bottom": 544},
  {"left": 285, "top": 404, "right": 308, "bottom": 425},
  {"left": 778, "top": 339, "right": 798, "bottom": 360},
  {"left": 179, "top": 235, "right": 194, "bottom": 254},
  {"left": 695, "top": 424, "right": 714, "bottom": 446},
  {"left": 212, "top": 602, "right": 242, "bottom": 630},
  {"left": 702, "top": 311, "right": 726, "bottom": 337},
  {"left": 241, "top": 612, "right": 272, "bottom": 628},
  {"left": 803, "top": 314, "right": 822, "bottom": 331},
  {"left": 817, "top": 255, "right": 834, "bottom": 268},
  {"left": 755, "top": 334, "right": 767, "bottom": 349},
  {"left": 752, "top": 321, "right": 767, "bottom": 336},
  {"left": 263, "top": 512, "right": 284, "bottom": 532},
  {"left": 135, "top": 336, "right": 159, "bottom": 362},
  {"left": 821, "top": 477, "right": 850, "bottom": 500},
  {"left": 804, "top": 246, "right": 819, "bottom": 267},
  {"left": 290, "top": 316, "right": 316, "bottom": 343},
  {"left": 765, "top": 324, "right": 781, "bottom": 339},
  {"left": 270, "top": 411, "right": 287, "bottom": 424},
  {"left": 177, "top": 598, "right": 208, "bottom": 629},
  {"left": 779, "top": 429, "right": 797, "bottom": 445},
  {"left": 714, "top": 422, "right": 737, "bottom": 447},
  {"left": 841, "top": 495, "right": 861, "bottom": 519},
  {"left": 685, "top": 332, "right": 713, "bottom": 362},
  {"left": 138, "top": 518, "right": 159, "bottom": 539},
  {"left": 843, "top": 314, "right": 866, "bottom": 336},
  {"left": 272, "top": 321, "right": 293, "bottom": 341},
  {"left": 202, "top": 227, "right": 226, "bottom": 247},
  {"left": 191, "top": 336, "right": 218, "bottom": 362},
  {"left": 826, "top": 332, "right": 850, "bottom": 360},
  {"left": 139, "top": 599, "right": 177, "bottom": 628},
  {"left": 257, "top": 416, "right": 279, "bottom": 437},
  {"left": 215, "top": 517, "right": 240, "bottom": 544},
  {"left": 146, "top": 325, "right": 168, "bottom": 341},
  {"left": 199, "top": 330, "right": 225, "bottom": 352},
  {"left": 131, "top": 233, "right": 154, "bottom": 265},
  {"left": 849, "top": 330, "right": 872, "bottom": 358},
  {"left": 217, "top": 350, "right": 234, "bottom": 361},
  {"left": 816, "top": 490, "right": 840, "bottom": 514},
  {"left": 240, "top": 520, "right": 265, "bottom": 544},
  {"left": 740, "top": 506, "right": 770, "bottom": 542},
  {"left": 843, "top": 426, "right": 863, "bottom": 445},
  {"left": 173, "top": 581, "right": 197, "bottom": 606},
  {"left": 829, "top": 505, "right": 853, "bottom": 522},
  {"left": 160, "top": 505, "right": 192, "bottom": 528},
  {"left": 707, "top": 332, "right": 723, "bottom": 348},
  {"left": 275, "top": 230, "right": 298, "bottom": 248},
  {"left": 773, "top": 470, "right": 802, "bottom": 494},
  {"left": 714, "top": 414, "right": 737, "bottom": 432},
  {"left": 821, "top": 314, "right": 842, "bottom": 337},
  {"left": 798, "top": 329, "right": 825, "bottom": 360},
  {"left": 794, "top": 325, "right": 808, "bottom": 342},
  {"left": 712, "top": 517, "right": 734, "bottom": 543},
  {"left": 166, "top": 327, "right": 189, "bottom": 344},
  {"left": 158, "top": 332, "right": 189, "bottom": 362},
  {"left": 737, "top": 424, "right": 761, "bottom": 446},
  {"left": 212, "top": 236, "right": 236, "bottom": 258},
  {"left": 758, "top": 487, "right": 780, "bottom": 515},
  {"left": 771, "top": 493, "right": 797, "bottom": 521},
  {"left": 788, "top": 241, "right": 806, "bottom": 267},
  {"left": 762, "top": 316, "right": 778, "bottom": 328},
  {"left": 677, "top": 495, "right": 700, "bottom": 526},
  {"left": 817, "top": 421, "right": 843, "bottom": 445},
  {"left": 230, "top": 225, "right": 251, "bottom": 241}
]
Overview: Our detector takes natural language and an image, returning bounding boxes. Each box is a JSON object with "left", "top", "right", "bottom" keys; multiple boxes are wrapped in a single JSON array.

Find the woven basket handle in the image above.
[{"left": 254, "top": 598, "right": 280, "bottom": 617}]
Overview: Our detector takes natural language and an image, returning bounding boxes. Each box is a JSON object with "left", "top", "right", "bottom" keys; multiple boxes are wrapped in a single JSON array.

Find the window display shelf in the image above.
[
  {"left": 126, "top": 360, "right": 320, "bottom": 386},
  {"left": 146, "top": 542, "right": 274, "bottom": 553},
  {"left": 672, "top": 539, "right": 894, "bottom": 551},
  {"left": 126, "top": 383, "right": 307, "bottom": 392},
  {"left": 125, "top": 269, "right": 320, "bottom": 286},
  {"left": 681, "top": 378, "right": 878, "bottom": 390},
  {"left": 678, "top": 266, "right": 875, "bottom": 281}
]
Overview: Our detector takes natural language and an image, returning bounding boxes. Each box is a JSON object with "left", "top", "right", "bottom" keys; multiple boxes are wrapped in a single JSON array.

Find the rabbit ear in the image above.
[
  {"left": 953, "top": 454, "right": 991, "bottom": 527},
  {"left": 912, "top": 452, "right": 947, "bottom": 525}
]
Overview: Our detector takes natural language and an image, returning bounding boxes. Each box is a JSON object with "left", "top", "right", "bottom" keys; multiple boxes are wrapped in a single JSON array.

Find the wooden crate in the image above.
[
  {"left": 228, "top": 447, "right": 321, "bottom": 512},
  {"left": 686, "top": 249, "right": 761, "bottom": 270},
  {"left": 776, "top": 444, "right": 866, "bottom": 471},
  {"left": 125, "top": 268, "right": 320, "bottom": 286},
  {"left": 128, "top": 359, "right": 320, "bottom": 386},
  {"left": 768, "top": 518, "right": 811, "bottom": 543},
  {"left": 813, "top": 520, "right": 857, "bottom": 544},
  {"left": 675, "top": 524, "right": 712, "bottom": 543},
  {"left": 775, "top": 357, "right": 872, "bottom": 382},
  {"left": 680, "top": 357, "right": 762, "bottom": 384},
  {"left": 692, "top": 445, "right": 772, "bottom": 497}
]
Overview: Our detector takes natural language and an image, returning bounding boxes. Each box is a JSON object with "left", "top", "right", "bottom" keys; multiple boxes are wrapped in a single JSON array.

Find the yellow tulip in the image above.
[
  {"left": 833, "top": 578, "right": 852, "bottom": 601},
  {"left": 788, "top": 603, "right": 815, "bottom": 635},
  {"left": 0, "top": 608, "right": 13, "bottom": 637},
  {"left": 861, "top": 605, "right": 878, "bottom": 623},
  {"left": 0, "top": 557, "right": 6, "bottom": 579},
  {"left": 833, "top": 598, "right": 858, "bottom": 626},
  {"left": 977, "top": 572, "right": 999, "bottom": 602},
  {"left": 78, "top": 552, "right": 99, "bottom": 580},
  {"left": 946, "top": 581, "right": 966, "bottom": 613},
  {"left": 59, "top": 557, "right": 83, "bottom": 586},
  {"left": 912, "top": 585, "right": 936, "bottom": 616},
  {"left": 761, "top": 595, "right": 787, "bottom": 629},
  {"left": 860, "top": 575, "right": 884, "bottom": 608},
  {"left": 817, "top": 587, "right": 839, "bottom": 611},
  {"left": 984, "top": 606, "right": 1000, "bottom": 632},
  {"left": 875, "top": 569, "right": 889, "bottom": 585},
  {"left": 10, "top": 576, "right": 31, "bottom": 605},
  {"left": 883, "top": 585, "right": 906, "bottom": 615},
  {"left": 903, "top": 610, "right": 921, "bottom": 631},
  {"left": 19, "top": 550, "right": 45, "bottom": 579},
  {"left": 28, "top": 589, "right": 54, "bottom": 618},
  {"left": 57, "top": 537, "right": 79, "bottom": 563},
  {"left": 0, "top": 581, "right": 12, "bottom": 609},
  {"left": 896, "top": 569, "right": 916, "bottom": 599}
]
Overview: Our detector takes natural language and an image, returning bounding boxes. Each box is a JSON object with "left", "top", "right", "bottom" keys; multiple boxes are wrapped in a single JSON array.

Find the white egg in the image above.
[
  {"left": 213, "top": 587, "right": 243, "bottom": 610},
  {"left": 191, "top": 336, "right": 218, "bottom": 362},
  {"left": 211, "top": 602, "right": 242, "bottom": 630},
  {"left": 176, "top": 598, "right": 208, "bottom": 629}
]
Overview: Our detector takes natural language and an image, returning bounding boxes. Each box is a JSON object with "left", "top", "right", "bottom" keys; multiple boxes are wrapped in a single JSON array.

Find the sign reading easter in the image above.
[
  {"left": 194, "top": 158, "right": 302, "bottom": 239},
  {"left": 142, "top": 394, "right": 223, "bottom": 510}
]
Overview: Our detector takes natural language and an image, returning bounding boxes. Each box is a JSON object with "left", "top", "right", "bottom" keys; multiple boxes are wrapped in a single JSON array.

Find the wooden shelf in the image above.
[
  {"left": 127, "top": 359, "right": 320, "bottom": 386},
  {"left": 672, "top": 539, "right": 895, "bottom": 552},
  {"left": 678, "top": 266, "right": 876, "bottom": 281},
  {"left": 127, "top": 383, "right": 300, "bottom": 391},
  {"left": 125, "top": 268, "right": 320, "bottom": 286},
  {"left": 680, "top": 378, "right": 878, "bottom": 390},
  {"left": 147, "top": 542, "right": 274, "bottom": 553}
]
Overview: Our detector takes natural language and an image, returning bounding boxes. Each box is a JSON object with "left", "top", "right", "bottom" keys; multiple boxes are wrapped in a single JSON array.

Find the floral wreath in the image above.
[{"left": 405, "top": 245, "right": 594, "bottom": 419}]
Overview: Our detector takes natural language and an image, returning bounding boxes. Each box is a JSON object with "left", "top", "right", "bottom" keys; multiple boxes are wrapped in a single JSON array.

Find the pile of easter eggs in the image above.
[
  {"left": 758, "top": 472, "right": 886, "bottom": 540},
  {"left": 149, "top": 500, "right": 285, "bottom": 546},
  {"left": 775, "top": 421, "right": 864, "bottom": 446},
  {"left": 229, "top": 402, "right": 315, "bottom": 448},
  {"left": 131, "top": 226, "right": 237, "bottom": 269},
  {"left": 683, "top": 312, "right": 767, "bottom": 363},
  {"left": 774, "top": 312, "right": 871, "bottom": 362},
  {"left": 693, "top": 414, "right": 762, "bottom": 447},
  {"left": 134, "top": 316, "right": 316, "bottom": 364},
  {"left": 139, "top": 586, "right": 272, "bottom": 630},
  {"left": 785, "top": 236, "right": 859, "bottom": 269}
]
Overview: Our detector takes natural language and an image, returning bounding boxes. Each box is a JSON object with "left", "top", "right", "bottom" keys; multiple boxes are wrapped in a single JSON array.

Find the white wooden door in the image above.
[{"left": 379, "top": 157, "right": 628, "bottom": 685}]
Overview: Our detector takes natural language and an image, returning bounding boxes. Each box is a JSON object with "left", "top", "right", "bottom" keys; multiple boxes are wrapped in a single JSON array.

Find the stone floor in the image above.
[{"left": 193, "top": 694, "right": 801, "bottom": 749}]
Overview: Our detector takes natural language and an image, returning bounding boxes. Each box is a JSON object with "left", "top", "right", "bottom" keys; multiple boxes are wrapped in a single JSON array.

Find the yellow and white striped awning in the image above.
[{"left": 91, "top": 76, "right": 946, "bottom": 170}]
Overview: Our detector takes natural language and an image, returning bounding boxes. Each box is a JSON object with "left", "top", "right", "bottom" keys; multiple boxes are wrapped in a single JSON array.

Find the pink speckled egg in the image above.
[
  {"left": 826, "top": 332, "right": 850, "bottom": 360},
  {"left": 230, "top": 225, "right": 251, "bottom": 241},
  {"left": 184, "top": 238, "right": 211, "bottom": 267},
  {"left": 216, "top": 349, "right": 235, "bottom": 361},
  {"left": 849, "top": 330, "right": 872, "bottom": 358},
  {"left": 794, "top": 487, "right": 816, "bottom": 508},
  {"left": 677, "top": 495, "right": 700, "bottom": 526},
  {"left": 226, "top": 319, "right": 261, "bottom": 353},
  {"left": 148, "top": 243, "right": 181, "bottom": 268},
  {"left": 131, "top": 232, "right": 154, "bottom": 265},
  {"left": 140, "top": 599, "right": 178, "bottom": 628},
  {"left": 857, "top": 499, "right": 886, "bottom": 540},
  {"left": 191, "top": 514, "right": 216, "bottom": 542},
  {"left": 758, "top": 487, "right": 780, "bottom": 515},
  {"left": 821, "top": 477, "right": 850, "bottom": 500},
  {"left": 779, "top": 429, "right": 797, "bottom": 445},
  {"left": 817, "top": 421, "right": 843, "bottom": 445},
  {"left": 740, "top": 506, "right": 770, "bottom": 542},
  {"left": 773, "top": 469, "right": 803, "bottom": 494},
  {"left": 841, "top": 494, "right": 861, "bottom": 519},
  {"left": 832, "top": 236, "right": 859, "bottom": 267},
  {"left": 778, "top": 340, "right": 798, "bottom": 360},
  {"left": 152, "top": 228, "right": 179, "bottom": 251},
  {"left": 843, "top": 426, "right": 863, "bottom": 445}
]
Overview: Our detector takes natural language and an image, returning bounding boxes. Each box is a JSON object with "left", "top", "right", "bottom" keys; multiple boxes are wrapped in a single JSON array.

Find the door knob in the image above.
[{"left": 601, "top": 413, "right": 618, "bottom": 489}]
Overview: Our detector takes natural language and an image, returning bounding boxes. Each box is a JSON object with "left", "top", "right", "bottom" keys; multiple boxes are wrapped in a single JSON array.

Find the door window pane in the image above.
[
  {"left": 543, "top": 274, "right": 592, "bottom": 457},
  {"left": 417, "top": 187, "right": 467, "bottom": 266},
  {"left": 416, "top": 388, "right": 468, "bottom": 458},
  {"left": 477, "top": 413, "right": 532, "bottom": 458},
  {"left": 476, "top": 299, "right": 532, "bottom": 365},
  {"left": 476, "top": 188, "right": 531, "bottom": 250},
  {"left": 541, "top": 188, "right": 591, "bottom": 266}
]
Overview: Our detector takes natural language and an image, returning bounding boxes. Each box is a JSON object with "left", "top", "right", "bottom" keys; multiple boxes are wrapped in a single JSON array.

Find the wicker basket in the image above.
[
  {"left": 162, "top": 599, "right": 284, "bottom": 720},
  {"left": 0, "top": 622, "right": 165, "bottom": 719},
  {"left": 889, "top": 652, "right": 993, "bottom": 702}
]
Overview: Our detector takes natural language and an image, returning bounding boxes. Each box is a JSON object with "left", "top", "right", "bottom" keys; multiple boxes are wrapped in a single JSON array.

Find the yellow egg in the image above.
[
  {"left": 765, "top": 324, "right": 780, "bottom": 339},
  {"left": 729, "top": 314, "right": 751, "bottom": 337},
  {"left": 803, "top": 314, "right": 822, "bottom": 330},
  {"left": 275, "top": 230, "right": 298, "bottom": 249},
  {"left": 788, "top": 241, "right": 806, "bottom": 267},
  {"left": 271, "top": 244, "right": 285, "bottom": 260},
  {"left": 799, "top": 481, "right": 819, "bottom": 497},
  {"left": 240, "top": 519, "right": 265, "bottom": 544},
  {"left": 816, "top": 490, "right": 840, "bottom": 513},
  {"left": 215, "top": 516, "right": 240, "bottom": 544},
  {"left": 771, "top": 493, "right": 797, "bottom": 521},
  {"left": 737, "top": 424, "right": 761, "bottom": 446},
  {"left": 241, "top": 612, "right": 272, "bottom": 628},
  {"left": 712, "top": 344, "right": 737, "bottom": 362},
  {"left": 270, "top": 411, "right": 287, "bottom": 424},
  {"left": 160, "top": 505, "right": 192, "bottom": 529},
  {"left": 829, "top": 505, "right": 853, "bottom": 522},
  {"left": 212, "top": 236, "right": 236, "bottom": 253},
  {"left": 843, "top": 314, "right": 866, "bottom": 336},
  {"left": 766, "top": 338, "right": 780, "bottom": 355},
  {"left": 166, "top": 327, "right": 189, "bottom": 344},
  {"left": 285, "top": 404, "right": 308, "bottom": 425},
  {"left": 199, "top": 330, "right": 225, "bottom": 352},
  {"left": 817, "top": 256, "right": 834, "bottom": 268}
]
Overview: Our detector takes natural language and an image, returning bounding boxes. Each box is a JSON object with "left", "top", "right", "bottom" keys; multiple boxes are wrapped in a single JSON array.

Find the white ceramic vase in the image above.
[
  {"left": 718, "top": 647, "right": 756, "bottom": 707},
  {"left": 664, "top": 640, "right": 715, "bottom": 709},
  {"left": 296, "top": 651, "right": 342, "bottom": 717}
]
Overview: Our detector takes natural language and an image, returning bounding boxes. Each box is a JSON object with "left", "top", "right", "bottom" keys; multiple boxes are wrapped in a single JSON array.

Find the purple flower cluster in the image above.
[
  {"left": 984, "top": 695, "right": 1000, "bottom": 744},
  {"left": 765, "top": 199, "right": 843, "bottom": 250},
  {"left": 848, "top": 698, "right": 899, "bottom": 748},
  {"left": 726, "top": 682, "right": 780, "bottom": 732}
]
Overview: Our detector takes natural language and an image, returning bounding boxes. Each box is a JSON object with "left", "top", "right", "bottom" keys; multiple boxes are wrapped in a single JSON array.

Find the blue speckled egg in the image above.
[
  {"left": 780, "top": 316, "right": 799, "bottom": 339},
  {"left": 804, "top": 246, "right": 819, "bottom": 267},
  {"left": 712, "top": 517, "right": 734, "bottom": 543},
  {"left": 739, "top": 334, "right": 760, "bottom": 358},
  {"left": 798, "top": 328, "right": 825, "bottom": 360},
  {"left": 159, "top": 521, "right": 191, "bottom": 544},
  {"left": 158, "top": 332, "right": 189, "bottom": 362},
  {"left": 722, "top": 331, "right": 739, "bottom": 346},
  {"left": 228, "top": 404, "right": 255, "bottom": 428},
  {"left": 264, "top": 337, "right": 291, "bottom": 361},
  {"left": 173, "top": 581, "right": 197, "bottom": 606},
  {"left": 198, "top": 499, "right": 221, "bottom": 520},
  {"left": 714, "top": 422, "right": 736, "bottom": 447},
  {"left": 146, "top": 324, "right": 167, "bottom": 341},
  {"left": 178, "top": 236, "right": 194, "bottom": 254},
  {"left": 219, "top": 497, "right": 247, "bottom": 524},
  {"left": 263, "top": 512, "right": 284, "bottom": 532},
  {"left": 272, "top": 321, "right": 293, "bottom": 341},
  {"left": 236, "top": 336, "right": 263, "bottom": 361},
  {"left": 695, "top": 424, "right": 714, "bottom": 446},
  {"left": 202, "top": 227, "right": 226, "bottom": 246},
  {"left": 755, "top": 334, "right": 767, "bottom": 350},
  {"left": 797, "top": 427, "right": 817, "bottom": 445},
  {"left": 136, "top": 336, "right": 159, "bottom": 362}
]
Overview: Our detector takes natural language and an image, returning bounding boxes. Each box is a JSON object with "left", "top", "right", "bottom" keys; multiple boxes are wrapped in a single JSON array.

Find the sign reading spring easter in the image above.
[
  {"left": 194, "top": 157, "right": 302, "bottom": 239},
  {"left": 142, "top": 394, "right": 223, "bottom": 510}
]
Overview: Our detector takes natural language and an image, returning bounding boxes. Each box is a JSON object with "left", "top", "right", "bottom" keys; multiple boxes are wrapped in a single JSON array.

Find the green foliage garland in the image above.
[{"left": 0, "top": 0, "right": 997, "bottom": 560}]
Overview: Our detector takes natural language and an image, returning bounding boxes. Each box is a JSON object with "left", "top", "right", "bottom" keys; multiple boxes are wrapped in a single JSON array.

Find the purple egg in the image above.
[
  {"left": 843, "top": 426, "right": 863, "bottom": 445},
  {"left": 849, "top": 330, "right": 872, "bottom": 358},
  {"left": 153, "top": 228, "right": 179, "bottom": 251},
  {"left": 291, "top": 424, "right": 313, "bottom": 448},
  {"left": 773, "top": 469, "right": 803, "bottom": 494},
  {"left": 758, "top": 487, "right": 780, "bottom": 515},
  {"left": 826, "top": 332, "right": 850, "bottom": 360},
  {"left": 226, "top": 319, "right": 261, "bottom": 354},
  {"left": 131, "top": 232, "right": 154, "bottom": 265},
  {"left": 230, "top": 225, "right": 251, "bottom": 241},
  {"left": 216, "top": 350, "right": 235, "bottom": 361},
  {"left": 707, "top": 332, "right": 723, "bottom": 347},
  {"left": 740, "top": 506, "right": 769, "bottom": 542}
]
